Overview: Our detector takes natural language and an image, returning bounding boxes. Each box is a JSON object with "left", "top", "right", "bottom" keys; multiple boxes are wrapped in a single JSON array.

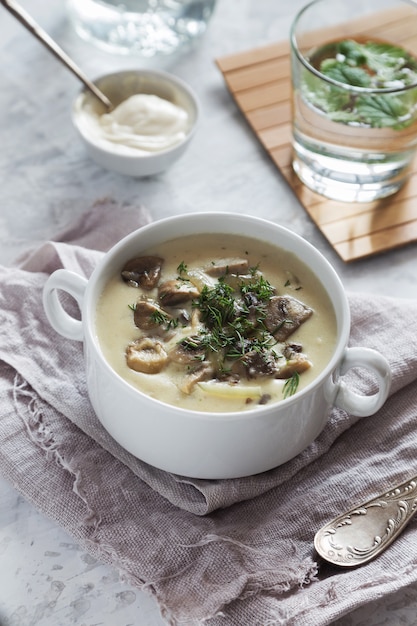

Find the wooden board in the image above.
[{"left": 216, "top": 12, "right": 417, "bottom": 262}]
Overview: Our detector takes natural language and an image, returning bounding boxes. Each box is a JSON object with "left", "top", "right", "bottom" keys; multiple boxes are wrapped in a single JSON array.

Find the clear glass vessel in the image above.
[
  {"left": 66, "top": 0, "right": 217, "bottom": 57},
  {"left": 291, "top": 0, "right": 417, "bottom": 202}
]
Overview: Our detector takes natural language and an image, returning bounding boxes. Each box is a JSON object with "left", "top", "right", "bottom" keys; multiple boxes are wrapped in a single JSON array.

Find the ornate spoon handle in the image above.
[{"left": 314, "top": 474, "right": 417, "bottom": 567}]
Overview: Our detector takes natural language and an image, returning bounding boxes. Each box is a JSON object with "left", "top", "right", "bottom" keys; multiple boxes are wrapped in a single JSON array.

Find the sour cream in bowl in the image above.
[{"left": 72, "top": 69, "right": 199, "bottom": 177}]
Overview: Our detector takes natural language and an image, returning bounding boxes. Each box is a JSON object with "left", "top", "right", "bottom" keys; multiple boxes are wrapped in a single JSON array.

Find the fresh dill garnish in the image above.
[
  {"left": 150, "top": 309, "right": 179, "bottom": 330},
  {"left": 176, "top": 261, "right": 191, "bottom": 283},
  {"left": 179, "top": 335, "right": 206, "bottom": 360},
  {"left": 196, "top": 279, "right": 236, "bottom": 329},
  {"left": 150, "top": 310, "right": 169, "bottom": 325},
  {"left": 181, "top": 336, "right": 203, "bottom": 350},
  {"left": 282, "top": 372, "right": 300, "bottom": 399},
  {"left": 191, "top": 272, "right": 279, "bottom": 368},
  {"left": 177, "top": 261, "right": 188, "bottom": 274},
  {"left": 240, "top": 274, "right": 274, "bottom": 301},
  {"left": 271, "top": 319, "right": 292, "bottom": 335}
]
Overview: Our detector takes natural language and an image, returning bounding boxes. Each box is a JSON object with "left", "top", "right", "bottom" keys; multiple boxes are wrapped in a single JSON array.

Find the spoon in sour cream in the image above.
[{"left": 0, "top": 0, "right": 113, "bottom": 111}]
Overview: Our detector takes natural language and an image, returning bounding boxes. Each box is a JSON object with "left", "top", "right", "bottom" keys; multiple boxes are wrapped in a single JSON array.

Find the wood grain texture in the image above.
[{"left": 216, "top": 8, "right": 417, "bottom": 262}]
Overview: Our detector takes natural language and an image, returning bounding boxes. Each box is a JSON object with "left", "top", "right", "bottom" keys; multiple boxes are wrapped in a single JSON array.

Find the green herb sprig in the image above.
[
  {"left": 282, "top": 371, "right": 300, "bottom": 399},
  {"left": 150, "top": 309, "right": 179, "bottom": 330}
]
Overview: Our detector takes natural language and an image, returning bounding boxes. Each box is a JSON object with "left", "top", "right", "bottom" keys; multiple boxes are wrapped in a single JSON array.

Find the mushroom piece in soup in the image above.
[{"left": 95, "top": 233, "right": 337, "bottom": 413}]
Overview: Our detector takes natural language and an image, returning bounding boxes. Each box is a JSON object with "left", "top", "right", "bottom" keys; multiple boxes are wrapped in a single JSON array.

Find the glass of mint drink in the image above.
[{"left": 290, "top": 0, "right": 417, "bottom": 202}]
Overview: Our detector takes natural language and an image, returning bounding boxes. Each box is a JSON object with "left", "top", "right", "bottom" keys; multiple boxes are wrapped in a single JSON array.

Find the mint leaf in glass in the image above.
[
  {"left": 303, "top": 38, "right": 417, "bottom": 129},
  {"left": 356, "top": 94, "right": 413, "bottom": 128},
  {"left": 320, "top": 59, "right": 371, "bottom": 88}
]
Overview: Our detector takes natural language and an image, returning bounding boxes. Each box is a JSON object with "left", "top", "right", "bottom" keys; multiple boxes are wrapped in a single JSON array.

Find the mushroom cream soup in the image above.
[{"left": 95, "top": 233, "right": 337, "bottom": 412}]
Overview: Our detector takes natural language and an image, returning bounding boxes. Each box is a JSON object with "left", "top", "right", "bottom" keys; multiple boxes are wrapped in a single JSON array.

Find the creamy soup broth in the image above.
[{"left": 95, "top": 233, "right": 337, "bottom": 412}]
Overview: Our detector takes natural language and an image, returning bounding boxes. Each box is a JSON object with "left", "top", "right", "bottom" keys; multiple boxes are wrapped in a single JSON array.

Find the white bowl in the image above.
[
  {"left": 42, "top": 213, "right": 392, "bottom": 479},
  {"left": 72, "top": 69, "right": 200, "bottom": 177}
]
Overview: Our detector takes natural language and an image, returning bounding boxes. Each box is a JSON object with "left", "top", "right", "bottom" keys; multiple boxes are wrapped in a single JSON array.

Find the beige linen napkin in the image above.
[{"left": 1, "top": 198, "right": 417, "bottom": 625}]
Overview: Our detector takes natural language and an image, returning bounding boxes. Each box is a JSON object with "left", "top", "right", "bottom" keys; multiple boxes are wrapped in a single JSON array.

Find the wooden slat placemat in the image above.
[{"left": 216, "top": 11, "right": 417, "bottom": 262}]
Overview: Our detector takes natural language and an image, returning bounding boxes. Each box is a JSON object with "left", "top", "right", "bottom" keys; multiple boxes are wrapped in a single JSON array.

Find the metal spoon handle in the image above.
[
  {"left": 314, "top": 474, "right": 417, "bottom": 567},
  {"left": 0, "top": 0, "right": 112, "bottom": 110}
]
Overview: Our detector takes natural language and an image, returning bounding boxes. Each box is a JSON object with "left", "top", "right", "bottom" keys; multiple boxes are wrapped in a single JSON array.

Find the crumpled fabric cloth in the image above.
[{"left": 1, "top": 198, "right": 417, "bottom": 626}]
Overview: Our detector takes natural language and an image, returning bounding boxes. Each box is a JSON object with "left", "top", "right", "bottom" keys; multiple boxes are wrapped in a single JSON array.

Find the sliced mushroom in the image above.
[
  {"left": 205, "top": 258, "right": 249, "bottom": 277},
  {"left": 283, "top": 342, "right": 303, "bottom": 356},
  {"left": 232, "top": 349, "right": 278, "bottom": 379},
  {"left": 133, "top": 298, "right": 172, "bottom": 331},
  {"left": 126, "top": 338, "right": 168, "bottom": 374},
  {"left": 121, "top": 256, "right": 163, "bottom": 289},
  {"left": 265, "top": 295, "right": 313, "bottom": 341},
  {"left": 169, "top": 335, "right": 206, "bottom": 364},
  {"left": 275, "top": 344, "right": 312, "bottom": 379},
  {"left": 158, "top": 279, "right": 200, "bottom": 306},
  {"left": 179, "top": 362, "right": 214, "bottom": 395}
]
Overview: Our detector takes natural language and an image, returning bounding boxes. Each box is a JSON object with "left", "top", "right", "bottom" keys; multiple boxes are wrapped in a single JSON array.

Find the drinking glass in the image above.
[
  {"left": 67, "top": 0, "right": 217, "bottom": 58},
  {"left": 291, "top": 0, "right": 417, "bottom": 202}
]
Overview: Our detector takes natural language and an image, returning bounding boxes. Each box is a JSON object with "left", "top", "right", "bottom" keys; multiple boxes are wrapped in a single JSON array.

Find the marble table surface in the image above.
[{"left": 1, "top": 1, "right": 417, "bottom": 625}]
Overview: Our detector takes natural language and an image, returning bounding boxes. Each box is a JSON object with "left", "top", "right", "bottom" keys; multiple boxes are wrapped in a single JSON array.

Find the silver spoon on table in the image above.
[
  {"left": 0, "top": 0, "right": 113, "bottom": 111},
  {"left": 314, "top": 473, "right": 417, "bottom": 567}
]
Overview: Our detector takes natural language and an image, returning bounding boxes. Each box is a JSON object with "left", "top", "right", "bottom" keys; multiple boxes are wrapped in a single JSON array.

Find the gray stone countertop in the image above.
[{"left": 0, "top": 1, "right": 416, "bottom": 625}]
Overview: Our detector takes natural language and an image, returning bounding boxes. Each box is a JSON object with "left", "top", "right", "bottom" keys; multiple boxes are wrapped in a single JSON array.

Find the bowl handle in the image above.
[
  {"left": 333, "top": 347, "right": 392, "bottom": 417},
  {"left": 42, "top": 269, "right": 88, "bottom": 342}
]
